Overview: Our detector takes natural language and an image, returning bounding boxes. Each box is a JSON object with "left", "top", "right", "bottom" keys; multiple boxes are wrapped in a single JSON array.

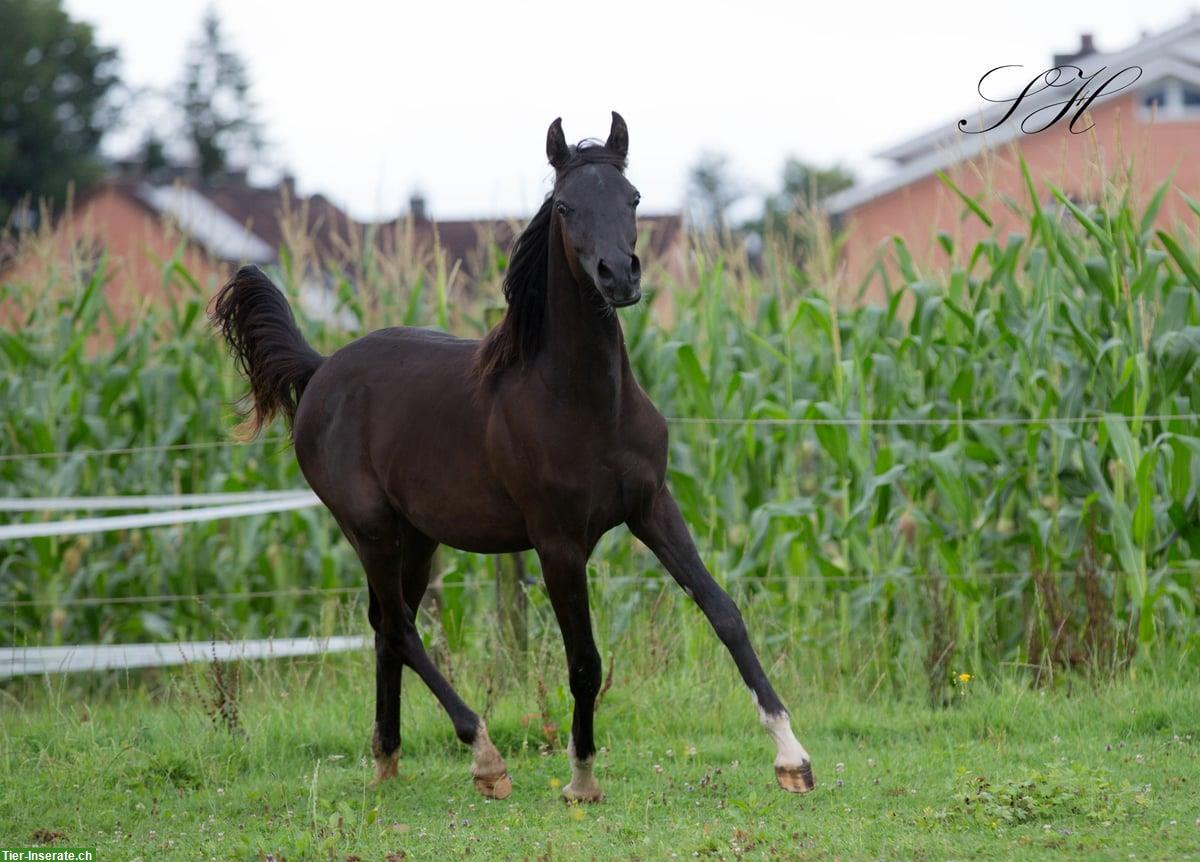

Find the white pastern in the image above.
[
  {"left": 756, "top": 703, "right": 810, "bottom": 767},
  {"left": 563, "top": 738, "right": 603, "bottom": 800},
  {"left": 470, "top": 721, "right": 501, "bottom": 771},
  {"left": 469, "top": 720, "right": 512, "bottom": 799}
]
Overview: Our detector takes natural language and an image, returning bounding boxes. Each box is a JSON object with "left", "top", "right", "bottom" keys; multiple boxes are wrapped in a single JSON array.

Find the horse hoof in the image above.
[
  {"left": 474, "top": 772, "right": 512, "bottom": 800},
  {"left": 562, "top": 783, "right": 604, "bottom": 803},
  {"left": 775, "top": 761, "right": 815, "bottom": 793},
  {"left": 373, "top": 752, "right": 399, "bottom": 784}
]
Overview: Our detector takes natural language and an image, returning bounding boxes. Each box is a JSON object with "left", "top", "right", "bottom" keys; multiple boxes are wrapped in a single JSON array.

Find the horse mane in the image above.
[{"left": 472, "top": 140, "right": 627, "bottom": 384}]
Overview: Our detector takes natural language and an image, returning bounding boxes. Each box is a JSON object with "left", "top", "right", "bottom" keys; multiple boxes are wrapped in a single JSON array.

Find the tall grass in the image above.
[{"left": 1, "top": 170, "right": 1199, "bottom": 691}]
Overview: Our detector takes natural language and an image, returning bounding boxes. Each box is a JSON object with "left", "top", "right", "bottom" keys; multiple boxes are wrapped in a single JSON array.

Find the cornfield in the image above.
[{"left": 2, "top": 168, "right": 1199, "bottom": 692}]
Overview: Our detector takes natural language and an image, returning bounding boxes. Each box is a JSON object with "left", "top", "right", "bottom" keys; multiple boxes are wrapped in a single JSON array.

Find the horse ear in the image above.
[
  {"left": 606, "top": 111, "right": 629, "bottom": 158},
  {"left": 546, "top": 118, "right": 570, "bottom": 169}
]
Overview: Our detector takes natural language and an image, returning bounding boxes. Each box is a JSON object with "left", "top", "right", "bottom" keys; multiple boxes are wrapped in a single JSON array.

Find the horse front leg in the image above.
[
  {"left": 629, "top": 489, "right": 814, "bottom": 793},
  {"left": 536, "top": 542, "right": 604, "bottom": 802}
]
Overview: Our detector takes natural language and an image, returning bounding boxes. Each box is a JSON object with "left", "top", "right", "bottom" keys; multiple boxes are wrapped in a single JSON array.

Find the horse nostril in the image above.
[
  {"left": 630, "top": 255, "right": 641, "bottom": 281},
  {"left": 596, "top": 259, "right": 614, "bottom": 285}
]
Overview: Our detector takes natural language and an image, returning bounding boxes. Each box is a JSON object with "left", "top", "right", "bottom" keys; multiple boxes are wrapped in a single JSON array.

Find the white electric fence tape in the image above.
[
  {"left": 0, "top": 636, "right": 369, "bottom": 678},
  {"left": 0, "top": 489, "right": 314, "bottom": 512},
  {"left": 0, "top": 492, "right": 321, "bottom": 541}
]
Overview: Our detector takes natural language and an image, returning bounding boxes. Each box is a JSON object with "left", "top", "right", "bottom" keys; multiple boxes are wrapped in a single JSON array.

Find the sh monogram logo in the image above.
[{"left": 959, "top": 65, "right": 1142, "bottom": 135}]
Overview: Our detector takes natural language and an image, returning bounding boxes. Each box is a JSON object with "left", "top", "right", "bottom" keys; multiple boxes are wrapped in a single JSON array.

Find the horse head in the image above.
[{"left": 546, "top": 112, "right": 642, "bottom": 308}]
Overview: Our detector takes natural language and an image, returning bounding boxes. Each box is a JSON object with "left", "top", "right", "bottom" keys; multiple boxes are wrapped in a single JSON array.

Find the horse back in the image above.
[{"left": 293, "top": 327, "right": 529, "bottom": 551}]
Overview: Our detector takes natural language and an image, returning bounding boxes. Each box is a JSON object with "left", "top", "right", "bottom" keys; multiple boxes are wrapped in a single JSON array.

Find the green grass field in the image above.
[{"left": 3, "top": 644, "right": 1198, "bottom": 862}]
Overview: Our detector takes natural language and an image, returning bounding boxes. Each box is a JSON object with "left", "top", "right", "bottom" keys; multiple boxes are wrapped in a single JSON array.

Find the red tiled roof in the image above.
[
  {"left": 373, "top": 213, "right": 683, "bottom": 276},
  {"left": 83, "top": 177, "right": 683, "bottom": 277},
  {"left": 201, "top": 183, "right": 353, "bottom": 261}
]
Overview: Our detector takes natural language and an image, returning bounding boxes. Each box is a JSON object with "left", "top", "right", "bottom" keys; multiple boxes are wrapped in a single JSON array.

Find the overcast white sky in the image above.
[{"left": 64, "top": 0, "right": 1198, "bottom": 221}]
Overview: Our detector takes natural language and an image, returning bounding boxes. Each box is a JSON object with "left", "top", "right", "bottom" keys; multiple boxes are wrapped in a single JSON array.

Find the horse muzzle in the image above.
[
  {"left": 608, "top": 289, "right": 642, "bottom": 307},
  {"left": 595, "top": 254, "right": 641, "bottom": 308}
]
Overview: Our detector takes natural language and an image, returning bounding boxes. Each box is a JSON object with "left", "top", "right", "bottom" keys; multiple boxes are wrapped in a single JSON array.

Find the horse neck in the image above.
[{"left": 539, "top": 224, "right": 629, "bottom": 406}]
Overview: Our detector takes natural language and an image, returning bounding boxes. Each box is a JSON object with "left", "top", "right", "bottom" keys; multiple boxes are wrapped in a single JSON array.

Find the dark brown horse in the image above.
[{"left": 211, "top": 112, "right": 813, "bottom": 801}]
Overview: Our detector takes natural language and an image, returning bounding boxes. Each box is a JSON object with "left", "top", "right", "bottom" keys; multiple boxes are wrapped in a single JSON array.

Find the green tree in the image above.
[
  {"left": 686, "top": 152, "right": 741, "bottom": 234},
  {"left": 0, "top": 0, "right": 119, "bottom": 225},
  {"left": 180, "top": 7, "right": 262, "bottom": 181},
  {"left": 758, "top": 158, "right": 855, "bottom": 237},
  {"left": 139, "top": 132, "right": 168, "bottom": 177}
]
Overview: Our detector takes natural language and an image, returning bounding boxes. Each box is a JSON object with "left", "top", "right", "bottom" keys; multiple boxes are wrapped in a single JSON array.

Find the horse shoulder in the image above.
[{"left": 617, "top": 384, "right": 669, "bottom": 502}]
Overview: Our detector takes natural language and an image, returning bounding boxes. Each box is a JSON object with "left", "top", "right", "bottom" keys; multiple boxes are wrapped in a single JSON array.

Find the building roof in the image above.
[
  {"left": 825, "top": 13, "right": 1200, "bottom": 215},
  {"left": 137, "top": 183, "right": 274, "bottom": 262},
  {"left": 85, "top": 176, "right": 684, "bottom": 278},
  {"left": 201, "top": 182, "right": 353, "bottom": 261},
  {"left": 83, "top": 175, "right": 356, "bottom": 267},
  {"left": 373, "top": 211, "right": 684, "bottom": 275}
]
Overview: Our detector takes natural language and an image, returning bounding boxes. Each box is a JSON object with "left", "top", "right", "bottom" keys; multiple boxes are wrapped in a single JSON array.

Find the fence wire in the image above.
[
  {"left": 2, "top": 411, "right": 1198, "bottom": 464},
  {"left": 2, "top": 414, "right": 1197, "bottom": 617},
  {"left": 3, "top": 567, "right": 1196, "bottom": 610},
  {"left": 665, "top": 412, "right": 1200, "bottom": 428}
]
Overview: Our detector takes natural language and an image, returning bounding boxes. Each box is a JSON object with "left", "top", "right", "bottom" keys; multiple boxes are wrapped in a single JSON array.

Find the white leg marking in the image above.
[
  {"left": 470, "top": 720, "right": 512, "bottom": 799},
  {"left": 470, "top": 721, "right": 495, "bottom": 763},
  {"left": 751, "top": 691, "right": 809, "bottom": 766},
  {"left": 371, "top": 721, "right": 398, "bottom": 782},
  {"left": 758, "top": 706, "right": 810, "bottom": 767},
  {"left": 563, "top": 738, "right": 603, "bottom": 801},
  {"left": 749, "top": 685, "right": 814, "bottom": 793}
]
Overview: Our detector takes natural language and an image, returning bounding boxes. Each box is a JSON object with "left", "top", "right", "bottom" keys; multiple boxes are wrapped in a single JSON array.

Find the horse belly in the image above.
[
  {"left": 400, "top": 474, "right": 531, "bottom": 554},
  {"left": 379, "top": 426, "right": 531, "bottom": 554}
]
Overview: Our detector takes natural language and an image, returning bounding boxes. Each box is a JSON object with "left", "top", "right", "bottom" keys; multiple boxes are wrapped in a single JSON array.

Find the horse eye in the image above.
[
  {"left": 555, "top": 201, "right": 572, "bottom": 216},
  {"left": 631, "top": 195, "right": 641, "bottom": 208}
]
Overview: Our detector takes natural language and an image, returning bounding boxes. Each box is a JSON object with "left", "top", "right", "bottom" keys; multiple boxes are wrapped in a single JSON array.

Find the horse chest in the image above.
[
  {"left": 489, "top": 376, "right": 668, "bottom": 535},
  {"left": 532, "top": 428, "right": 663, "bottom": 525}
]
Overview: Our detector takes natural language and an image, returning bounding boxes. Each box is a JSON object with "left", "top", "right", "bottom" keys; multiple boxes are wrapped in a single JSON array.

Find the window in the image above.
[
  {"left": 1142, "top": 87, "right": 1167, "bottom": 110},
  {"left": 1137, "top": 78, "right": 1200, "bottom": 121}
]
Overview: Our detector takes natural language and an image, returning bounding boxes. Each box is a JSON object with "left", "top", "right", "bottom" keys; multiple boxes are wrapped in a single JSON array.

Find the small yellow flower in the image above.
[
  {"left": 957, "top": 672, "right": 972, "bottom": 684},
  {"left": 569, "top": 806, "right": 585, "bottom": 821},
  {"left": 549, "top": 777, "right": 562, "bottom": 789}
]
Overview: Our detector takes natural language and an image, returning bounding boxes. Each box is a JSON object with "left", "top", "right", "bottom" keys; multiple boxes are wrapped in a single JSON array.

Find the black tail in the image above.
[{"left": 210, "top": 265, "right": 324, "bottom": 438}]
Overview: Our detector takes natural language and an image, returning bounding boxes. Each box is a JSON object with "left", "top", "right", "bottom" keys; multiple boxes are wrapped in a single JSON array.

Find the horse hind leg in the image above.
[
  {"left": 358, "top": 535, "right": 413, "bottom": 783},
  {"left": 366, "top": 585, "right": 400, "bottom": 782},
  {"left": 404, "top": 621, "right": 512, "bottom": 799},
  {"left": 354, "top": 528, "right": 511, "bottom": 799},
  {"left": 371, "top": 524, "right": 437, "bottom": 781}
]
